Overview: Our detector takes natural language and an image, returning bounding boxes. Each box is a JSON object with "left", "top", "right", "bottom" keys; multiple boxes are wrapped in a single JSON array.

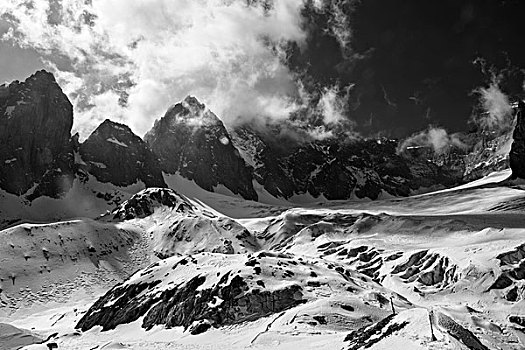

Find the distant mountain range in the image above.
[
  {"left": 3, "top": 71, "right": 525, "bottom": 350},
  {"left": 0, "top": 71, "right": 520, "bottom": 215}
]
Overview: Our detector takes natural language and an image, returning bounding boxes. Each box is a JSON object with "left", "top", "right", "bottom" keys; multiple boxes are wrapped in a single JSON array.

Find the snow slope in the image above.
[
  {"left": 106, "top": 187, "right": 261, "bottom": 257},
  {"left": 76, "top": 252, "right": 412, "bottom": 332},
  {"left": 0, "top": 175, "right": 146, "bottom": 230},
  {"left": 1, "top": 170, "right": 525, "bottom": 349},
  {"left": 0, "top": 218, "right": 149, "bottom": 316}
]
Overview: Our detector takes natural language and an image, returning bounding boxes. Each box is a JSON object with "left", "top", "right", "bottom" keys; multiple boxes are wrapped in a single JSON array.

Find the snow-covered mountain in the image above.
[
  {"left": 144, "top": 96, "right": 258, "bottom": 201},
  {"left": 4, "top": 172, "right": 525, "bottom": 349},
  {"left": 232, "top": 126, "right": 461, "bottom": 200},
  {"left": 3, "top": 71, "right": 525, "bottom": 350},
  {"left": 107, "top": 187, "right": 259, "bottom": 257},
  {"left": 0, "top": 70, "right": 518, "bottom": 215},
  {"left": 79, "top": 119, "right": 166, "bottom": 188},
  {"left": 76, "top": 251, "right": 412, "bottom": 335}
]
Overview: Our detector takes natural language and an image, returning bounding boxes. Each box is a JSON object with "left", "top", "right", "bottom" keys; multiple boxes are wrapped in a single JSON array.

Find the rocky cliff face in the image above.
[
  {"left": 145, "top": 96, "right": 257, "bottom": 201},
  {"left": 0, "top": 70, "right": 75, "bottom": 199},
  {"left": 509, "top": 101, "right": 525, "bottom": 179},
  {"left": 80, "top": 119, "right": 166, "bottom": 188},
  {"left": 232, "top": 126, "right": 464, "bottom": 200},
  {"left": 0, "top": 71, "right": 513, "bottom": 205}
]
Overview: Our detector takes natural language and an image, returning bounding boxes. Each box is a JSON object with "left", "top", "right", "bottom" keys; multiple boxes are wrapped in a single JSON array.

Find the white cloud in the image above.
[
  {"left": 398, "top": 127, "right": 467, "bottom": 155},
  {"left": 1, "top": 0, "right": 324, "bottom": 139},
  {"left": 306, "top": 125, "right": 334, "bottom": 140},
  {"left": 474, "top": 81, "right": 513, "bottom": 132},
  {"left": 316, "top": 86, "right": 348, "bottom": 124},
  {"left": 309, "top": 0, "right": 354, "bottom": 53}
]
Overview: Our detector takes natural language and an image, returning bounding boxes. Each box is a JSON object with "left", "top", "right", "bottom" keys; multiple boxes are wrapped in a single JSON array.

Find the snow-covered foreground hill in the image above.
[{"left": 2, "top": 170, "right": 525, "bottom": 349}]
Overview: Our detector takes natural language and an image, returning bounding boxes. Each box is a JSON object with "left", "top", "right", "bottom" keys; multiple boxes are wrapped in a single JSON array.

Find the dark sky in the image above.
[{"left": 290, "top": 0, "right": 525, "bottom": 138}]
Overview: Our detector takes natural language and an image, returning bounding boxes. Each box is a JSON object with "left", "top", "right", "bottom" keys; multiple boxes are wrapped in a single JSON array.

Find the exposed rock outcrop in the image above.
[
  {"left": 232, "top": 127, "right": 464, "bottom": 200},
  {"left": 145, "top": 96, "right": 257, "bottom": 200},
  {"left": 0, "top": 71, "right": 513, "bottom": 205},
  {"left": 488, "top": 243, "right": 525, "bottom": 301},
  {"left": 510, "top": 100, "right": 525, "bottom": 179},
  {"left": 435, "top": 312, "right": 489, "bottom": 350},
  {"left": 76, "top": 252, "right": 407, "bottom": 333},
  {"left": 110, "top": 187, "right": 195, "bottom": 220},
  {"left": 344, "top": 314, "right": 409, "bottom": 350},
  {"left": 0, "top": 70, "right": 75, "bottom": 199},
  {"left": 80, "top": 119, "right": 166, "bottom": 188},
  {"left": 107, "top": 188, "right": 259, "bottom": 258},
  {"left": 75, "top": 253, "right": 306, "bottom": 331},
  {"left": 391, "top": 250, "right": 458, "bottom": 287}
]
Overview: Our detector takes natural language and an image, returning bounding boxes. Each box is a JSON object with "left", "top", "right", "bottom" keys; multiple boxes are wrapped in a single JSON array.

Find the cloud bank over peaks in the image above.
[
  {"left": 398, "top": 79, "right": 520, "bottom": 157},
  {"left": 0, "top": 0, "right": 354, "bottom": 140},
  {"left": 398, "top": 127, "right": 467, "bottom": 155}
]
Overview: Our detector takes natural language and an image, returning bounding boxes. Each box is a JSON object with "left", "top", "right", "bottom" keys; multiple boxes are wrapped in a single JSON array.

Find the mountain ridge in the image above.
[{"left": 0, "top": 70, "right": 521, "bottom": 210}]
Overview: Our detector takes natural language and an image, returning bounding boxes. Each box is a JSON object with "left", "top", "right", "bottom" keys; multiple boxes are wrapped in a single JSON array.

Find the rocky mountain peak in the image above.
[
  {"left": 182, "top": 95, "right": 205, "bottom": 110},
  {"left": 231, "top": 126, "right": 473, "bottom": 200},
  {"left": 160, "top": 95, "right": 222, "bottom": 129},
  {"left": 145, "top": 97, "right": 257, "bottom": 201},
  {"left": 91, "top": 118, "right": 135, "bottom": 140},
  {"left": 0, "top": 70, "right": 513, "bottom": 205},
  {"left": 27, "top": 69, "right": 57, "bottom": 83},
  {"left": 79, "top": 118, "right": 166, "bottom": 188},
  {"left": 0, "top": 70, "right": 59, "bottom": 103},
  {"left": 0, "top": 69, "right": 75, "bottom": 198}
]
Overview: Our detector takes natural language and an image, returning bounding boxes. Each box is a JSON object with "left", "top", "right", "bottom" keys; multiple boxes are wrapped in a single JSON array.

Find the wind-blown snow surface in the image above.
[
  {"left": 2, "top": 170, "right": 525, "bottom": 349},
  {"left": 0, "top": 175, "right": 147, "bottom": 230}
]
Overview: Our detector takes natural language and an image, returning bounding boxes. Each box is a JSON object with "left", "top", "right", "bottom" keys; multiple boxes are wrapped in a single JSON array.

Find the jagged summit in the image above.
[
  {"left": 96, "top": 118, "right": 133, "bottom": 131},
  {"left": 145, "top": 96, "right": 258, "bottom": 200},
  {"left": 0, "top": 70, "right": 520, "bottom": 206},
  {"left": 182, "top": 95, "right": 205, "bottom": 109},
  {"left": 87, "top": 119, "right": 138, "bottom": 143},
  {"left": 160, "top": 95, "right": 223, "bottom": 128},
  {"left": 0, "top": 68, "right": 75, "bottom": 198},
  {"left": 79, "top": 118, "right": 166, "bottom": 188},
  {"left": 27, "top": 69, "right": 57, "bottom": 82},
  {"left": 1, "top": 69, "right": 57, "bottom": 88}
]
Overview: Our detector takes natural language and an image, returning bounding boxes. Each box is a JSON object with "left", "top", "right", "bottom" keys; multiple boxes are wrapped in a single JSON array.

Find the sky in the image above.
[
  {"left": 0, "top": 20, "right": 45, "bottom": 83},
  {"left": 1, "top": 0, "right": 524, "bottom": 143}
]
